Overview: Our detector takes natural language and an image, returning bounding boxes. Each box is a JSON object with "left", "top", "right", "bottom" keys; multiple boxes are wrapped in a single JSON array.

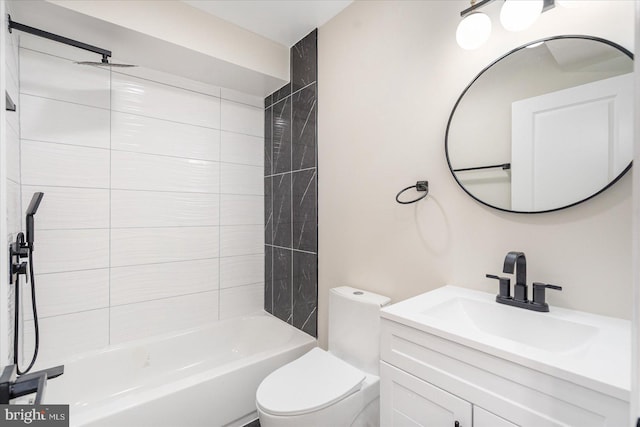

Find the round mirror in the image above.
[{"left": 445, "top": 36, "right": 633, "bottom": 213}]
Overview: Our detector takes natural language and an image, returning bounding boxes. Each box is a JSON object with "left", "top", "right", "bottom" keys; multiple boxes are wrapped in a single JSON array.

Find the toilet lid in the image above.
[{"left": 256, "top": 347, "right": 366, "bottom": 416}]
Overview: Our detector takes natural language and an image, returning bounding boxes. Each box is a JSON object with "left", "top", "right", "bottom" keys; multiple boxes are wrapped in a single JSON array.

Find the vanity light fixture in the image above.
[
  {"left": 456, "top": 0, "right": 556, "bottom": 50},
  {"left": 456, "top": 7, "right": 492, "bottom": 50}
]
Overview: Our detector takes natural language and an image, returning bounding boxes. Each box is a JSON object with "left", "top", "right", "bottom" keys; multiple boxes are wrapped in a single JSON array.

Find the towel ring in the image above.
[{"left": 396, "top": 181, "right": 429, "bottom": 204}]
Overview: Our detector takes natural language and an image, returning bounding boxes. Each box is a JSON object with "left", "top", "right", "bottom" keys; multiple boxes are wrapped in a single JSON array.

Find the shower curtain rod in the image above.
[{"left": 7, "top": 15, "right": 112, "bottom": 63}]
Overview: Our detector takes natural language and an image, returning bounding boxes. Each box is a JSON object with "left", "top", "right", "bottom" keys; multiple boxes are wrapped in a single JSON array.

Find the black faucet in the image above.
[
  {"left": 503, "top": 251, "right": 527, "bottom": 302},
  {"left": 487, "top": 251, "right": 562, "bottom": 312},
  {"left": 0, "top": 364, "right": 64, "bottom": 404}
]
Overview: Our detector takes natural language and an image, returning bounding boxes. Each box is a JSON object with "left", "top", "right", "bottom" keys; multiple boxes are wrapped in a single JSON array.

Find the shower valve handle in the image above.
[{"left": 11, "top": 261, "right": 27, "bottom": 276}]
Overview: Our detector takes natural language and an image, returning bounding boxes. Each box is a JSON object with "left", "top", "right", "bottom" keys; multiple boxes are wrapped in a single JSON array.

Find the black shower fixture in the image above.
[
  {"left": 7, "top": 15, "right": 135, "bottom": 67},
  {"left": 25, "top": 191, "right": 43, "bottom": 249},
  {"left": 10, "top": 192, "right": 45, "bottom": 375}
]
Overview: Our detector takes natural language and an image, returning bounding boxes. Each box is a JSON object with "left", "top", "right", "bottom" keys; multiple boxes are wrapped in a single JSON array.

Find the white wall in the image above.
[
  {"left": 17, "top": 34, "right": 264, "bottom": 370},
  {"left": 318, "top": 1, "right": 634, "bottom": 347}
]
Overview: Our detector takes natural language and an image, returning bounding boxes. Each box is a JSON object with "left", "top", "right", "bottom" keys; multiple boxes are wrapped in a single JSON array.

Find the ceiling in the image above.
[{"left": 182, "top": 0, "right": 352, "bottom": 47}]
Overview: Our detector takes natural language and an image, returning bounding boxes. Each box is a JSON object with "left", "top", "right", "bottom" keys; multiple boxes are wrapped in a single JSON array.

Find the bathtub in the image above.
[{"left": 44, "top": 312, "right": 316, "bottom": 427}]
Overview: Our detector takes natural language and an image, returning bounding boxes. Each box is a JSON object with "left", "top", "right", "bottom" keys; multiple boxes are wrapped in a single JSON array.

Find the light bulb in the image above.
[
  {"left": 500, "top": 0, "right": 543, "bottom": 32},
  {"left": 456, "top": 12, "right": 492, "bottom": 50}
]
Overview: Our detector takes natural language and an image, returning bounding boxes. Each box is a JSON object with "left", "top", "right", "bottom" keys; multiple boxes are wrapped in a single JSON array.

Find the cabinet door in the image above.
[
  {"left": 474, "top": 406, "right": 518, "bottom": 427},
  {"left": 381, "top": 362, "right": 472, "bottom": 427}
]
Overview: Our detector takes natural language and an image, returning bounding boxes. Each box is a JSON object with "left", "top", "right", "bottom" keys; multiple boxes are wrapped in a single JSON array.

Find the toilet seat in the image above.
[{"left": 256, "top": 348, "right": 366, "bottom": 417}]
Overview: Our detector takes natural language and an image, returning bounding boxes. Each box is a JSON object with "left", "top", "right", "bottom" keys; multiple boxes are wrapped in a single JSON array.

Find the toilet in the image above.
[{"left": 256, "top": 286, "right": 390, "bottom": 427}]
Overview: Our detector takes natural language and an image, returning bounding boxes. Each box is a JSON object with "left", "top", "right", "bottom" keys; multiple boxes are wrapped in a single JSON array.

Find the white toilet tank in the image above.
[{"left": 328, "top": 286, "right": 390, "bottom": 376}]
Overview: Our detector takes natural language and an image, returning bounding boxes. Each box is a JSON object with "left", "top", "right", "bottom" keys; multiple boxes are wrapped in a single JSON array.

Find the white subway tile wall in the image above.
[
  {"left": 18, "top": 40, "right": 264, "bottom": 369},
  {"left": 20, "top": 95, "right": 111, "bottom": 149},
  {"left": 5, "top": 2, "right": 22, "bottom": 364},
  {"left": 219, "top": 284, "right": 264, "bottom": 320},
  {"left": 109, "top": 291, "right": 219, "bottom": 344},
  {"left": 23, "top": 309, "right": 110, "bottom": 365},
  {"left": 23, "top": 269, "right": 110, "bottom": 320},
  {"left": 6, "top": 124, "right": 21, "bottom": 183}
]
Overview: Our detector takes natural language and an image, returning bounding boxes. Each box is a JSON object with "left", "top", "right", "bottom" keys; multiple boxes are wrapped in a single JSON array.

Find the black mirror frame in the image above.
[{"left": 444, "top": 35, "right": 633, "bottom": 214}]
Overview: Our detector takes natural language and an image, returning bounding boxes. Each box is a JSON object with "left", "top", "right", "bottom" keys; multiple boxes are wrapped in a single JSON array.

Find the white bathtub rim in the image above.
[
  {"left": 49, "top": 312, "right": 316, "bottom": 426},
  {"left": 77, "top": 336, "right": 316, "bottom": 410},
  {"left": 56, "top": 310, "right": 287, "bottom": 366},
  {"left": 69, "top": 340, "right": 317, "bottom": 427}
]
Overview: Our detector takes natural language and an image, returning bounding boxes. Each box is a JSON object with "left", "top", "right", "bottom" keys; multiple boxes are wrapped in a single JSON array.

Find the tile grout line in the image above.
[
  {"left": 16, "top": 39, "right": 24, "bottom": 365},
  {"left": 37, "top": 224, "right": 265, "bottom": 231},
  {"left": 20, "top": 184, "right": 264, "bottom": 197},
  {"left": 35, "top": 253, "right": 265, "bottom": 276},
  {"left": 108, "top": 67, "right": 112, "bottom": 345},
  {"left": 290, "top": 84, "right": 294, "bottom": 326},
  {"left": 218, "top": 94, "right": 222, "bottom": 320},
  {"left": 19, "top": 93, "right": 263, "bottom": 136},
  {"left": 270, "top": 105, "right": 274, "bottom": 314},
  {"left": 29, "top": 285, "right": 243, "bottom": 321},
  {"left": 21, "top": 137, "right": 266, "bottom": 167}
]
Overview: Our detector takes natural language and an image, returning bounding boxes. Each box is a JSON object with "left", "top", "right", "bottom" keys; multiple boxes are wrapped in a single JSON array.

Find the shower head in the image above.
[
  {"left": 7, "top": 17, "right": 136, "bottom": 69},
  {"left": 75, "top": 54, "right": 136, "bottom": 68},
  {"left": 26, "top": 192, "right": 44, "bottom": 248},
  {"left": 26, "top": 192, "right": 44, "bottom": 217},
  {"left": 75, "top": 60, "right": 137, "bottom": 68}
]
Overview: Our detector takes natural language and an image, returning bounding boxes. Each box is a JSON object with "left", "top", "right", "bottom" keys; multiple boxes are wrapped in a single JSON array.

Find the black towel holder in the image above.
[{"left": 396, "top": 181, "right": 429, "bottom": 204}]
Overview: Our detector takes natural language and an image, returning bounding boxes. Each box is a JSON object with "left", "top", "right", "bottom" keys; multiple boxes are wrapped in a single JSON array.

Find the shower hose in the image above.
[{"left": 13, "top": 233, "right": 40, "bottom": 375}]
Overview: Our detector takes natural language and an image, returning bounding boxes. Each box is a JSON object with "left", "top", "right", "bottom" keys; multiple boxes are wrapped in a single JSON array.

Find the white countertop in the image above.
[{"left": 380, "top": 285, "right": 631, "bottom": 401}]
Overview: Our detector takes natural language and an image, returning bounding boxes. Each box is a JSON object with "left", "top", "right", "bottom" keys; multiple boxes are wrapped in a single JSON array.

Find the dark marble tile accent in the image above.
[
  {"left": 264, "top": 246, "right": 273, "bottom": 313},
  {"left": 273, "top": 173, "right": 291, "bottom": 248},
  {"left": 272, "top": 97, "right": 291, "bottom": 174},
  {"left": 292, "top": 169, "right": 317, "bottom": 252},
  {"left": 273, "top": 247, "right": 292, "bottom": 323},
  {"left": 264, "top": 29, "right": 318, "bottom": 339},
  {"left": 271, "top": 83, "right": 291, "bottom": 105},
  {"left": 264, "top": 106, "right": 272, "bottom": 176},
  {"left": 291, "top": 29, "right": 317, "bottom": 93},
  {"left": 292, "top": 84, "right": 316, "bottom": 171},
  {"left": 293, "top": 251, "right": 317, "bottom": 337},
  {"left": 264, "top": 177, "right": 273, "bottom": 245}
]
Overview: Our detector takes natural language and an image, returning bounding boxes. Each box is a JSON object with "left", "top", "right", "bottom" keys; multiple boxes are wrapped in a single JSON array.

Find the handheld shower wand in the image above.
[
  {"left": 26, "top": 192, "right": 43, "bottom": 250},
  {"left": 11, "top": 192, "right": 44, "bottom": 374}
]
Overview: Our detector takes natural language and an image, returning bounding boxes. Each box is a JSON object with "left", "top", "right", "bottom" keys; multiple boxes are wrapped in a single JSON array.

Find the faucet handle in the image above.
[
  {"left": 532, "top": 282, "right": 562, "bottom": 312},
  {"left": 486, "top": 274, "right": 511, "bottom": 300}
]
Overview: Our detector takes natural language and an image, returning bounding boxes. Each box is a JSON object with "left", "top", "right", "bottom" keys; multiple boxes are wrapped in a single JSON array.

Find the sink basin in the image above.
[
  {"left": 422, "top": 297, "right": 598, "bottom": 352},
  {"left": 380, "top": 285, "right": 631, "bottom": 398}
]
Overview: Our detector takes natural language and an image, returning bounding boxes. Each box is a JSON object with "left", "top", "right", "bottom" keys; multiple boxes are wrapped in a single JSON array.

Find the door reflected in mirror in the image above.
[{"left": 445, "top": 36, "right": 633, "bottom": 213}]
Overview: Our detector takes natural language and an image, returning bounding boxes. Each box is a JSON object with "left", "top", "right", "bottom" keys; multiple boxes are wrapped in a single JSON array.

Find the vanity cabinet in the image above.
[
  {"left": 379, "top": 318, "right": 629, "bottom": 427},
  {"left": 380, "top": 362, "right": 471, "bottom": 426},
  {"left": 381, "top": 362, "right": 515, "bottom": 427}
]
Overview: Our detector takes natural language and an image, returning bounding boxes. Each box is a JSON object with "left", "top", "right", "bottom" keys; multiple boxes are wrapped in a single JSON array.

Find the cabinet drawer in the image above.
[{"left": 380, "top": 361, "right": 472, "bottom": 427}]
